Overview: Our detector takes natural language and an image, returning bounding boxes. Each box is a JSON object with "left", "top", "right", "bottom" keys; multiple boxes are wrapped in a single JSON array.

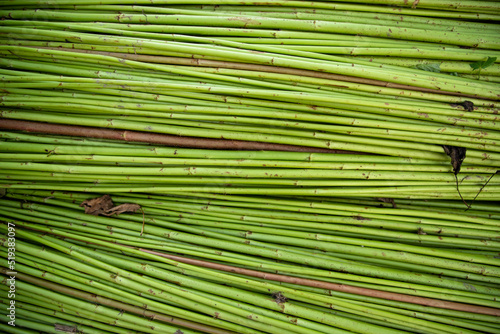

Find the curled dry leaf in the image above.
[
  {"left": 442, "top": 145, "right": 467, "bottom": 175},
  {"left": 80, "top": 195, "right": 141, "bottom": 216},
  {"left": 80, "top": 194, "right": 114, "bottom": 216}
]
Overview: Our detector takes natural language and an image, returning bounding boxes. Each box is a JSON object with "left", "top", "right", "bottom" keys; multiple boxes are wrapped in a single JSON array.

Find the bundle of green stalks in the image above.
[
  {"left": 0, "top": 1, "right": 499, "bottom": 333},
  {"left": 1, "top": 52, "right": 500, "bottom": 165},
  {"left": 1, "top": 189, "right": 500, "bottom": 334},
  {"left": 0, "top": 2, "right": 499, "bottom": 168}
]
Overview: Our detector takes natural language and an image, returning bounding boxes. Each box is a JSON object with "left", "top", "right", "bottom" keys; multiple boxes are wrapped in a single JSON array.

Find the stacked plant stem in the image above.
[
  {"left": 0, "top": 1, "right": 499, "bottom": 333},
  {"left": 1, "top": 188, "right": 500, "bottom": 333}
]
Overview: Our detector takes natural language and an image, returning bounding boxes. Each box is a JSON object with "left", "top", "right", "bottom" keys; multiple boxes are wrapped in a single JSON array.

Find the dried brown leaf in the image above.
[
  {"left": 443, "top": 145, "right": 466, "bottom": 175},
  {"left": 80, "top": 194, "right": 114, "bottom": 216},
  {"left": 80, "top": 195, "right": 141, "bottom": 217}
]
